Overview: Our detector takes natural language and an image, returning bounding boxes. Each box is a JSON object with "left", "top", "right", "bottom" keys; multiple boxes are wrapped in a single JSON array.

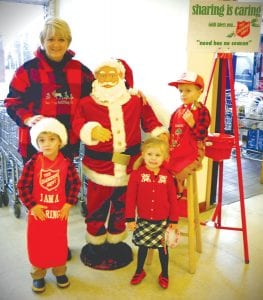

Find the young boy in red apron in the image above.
[
  {"left": 17, "top": 117, "right": 81, "bottom": 293},
  {"left": 166, "top": 72, "right": 211, "bottom": 196}
]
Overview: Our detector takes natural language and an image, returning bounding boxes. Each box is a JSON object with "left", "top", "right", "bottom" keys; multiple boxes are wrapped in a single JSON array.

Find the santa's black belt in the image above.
[{"left": 84, "top": 144, "right": 141, "bottom": 165}]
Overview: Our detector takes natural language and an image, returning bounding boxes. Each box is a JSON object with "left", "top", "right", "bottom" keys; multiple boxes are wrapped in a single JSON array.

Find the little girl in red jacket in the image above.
[
  {"left": 125, "top": 137, "right": 179, "bottom": 289},
  {"left": 17, "top": 118, "right": 81, "bottom": 293},
  {"left": 166, "top": 71, "right": 211, "bottom": 196}
]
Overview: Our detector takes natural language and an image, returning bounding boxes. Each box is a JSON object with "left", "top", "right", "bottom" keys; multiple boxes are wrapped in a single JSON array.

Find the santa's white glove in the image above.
[{"left": 24, "top": 115, "right": 44, "bottom": 127}]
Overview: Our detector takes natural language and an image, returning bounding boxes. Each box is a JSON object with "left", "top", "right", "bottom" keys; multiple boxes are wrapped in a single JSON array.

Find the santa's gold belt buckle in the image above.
[{"left": 112, "top": 152, "right": 130, "bottom": 165}]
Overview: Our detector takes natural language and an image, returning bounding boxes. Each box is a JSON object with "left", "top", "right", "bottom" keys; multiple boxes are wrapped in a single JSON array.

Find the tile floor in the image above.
[
  {"left": 0, "top": 174, "right": 262, "bottom": 300},
  {"left": 222, "top": 156, "right": 262, "bottom": 204}
]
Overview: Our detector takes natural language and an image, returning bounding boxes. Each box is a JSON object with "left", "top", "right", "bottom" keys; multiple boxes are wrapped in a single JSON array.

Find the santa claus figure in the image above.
[{"left": 73, "top": 59, "right": 167, "bottom": 270}]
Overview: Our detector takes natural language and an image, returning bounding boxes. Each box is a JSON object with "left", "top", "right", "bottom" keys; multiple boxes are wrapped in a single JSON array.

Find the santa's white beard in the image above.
[{"left": 91, "top": 79, "right": 130, "bottom": 104}]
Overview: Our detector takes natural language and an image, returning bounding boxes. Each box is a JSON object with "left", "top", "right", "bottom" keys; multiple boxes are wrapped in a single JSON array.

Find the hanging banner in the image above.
[{"left": 187, "top": 0, "right": 263, "bottom": 52}]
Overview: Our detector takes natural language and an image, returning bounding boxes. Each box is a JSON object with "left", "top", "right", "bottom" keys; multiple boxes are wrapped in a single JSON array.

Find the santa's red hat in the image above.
[
  {"left": 30, "top": 117, "right": 68, "bottom": 151},
  {"left": 169, "top": 71, "right": 204, "bottom": 89},
  {"left": 117, "top": 58, "right": 134, "bottom": 89}
]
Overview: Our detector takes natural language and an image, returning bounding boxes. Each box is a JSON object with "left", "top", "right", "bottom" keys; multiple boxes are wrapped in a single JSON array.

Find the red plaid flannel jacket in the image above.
[
  {"left": 17, "top": 153, "right": 81, "bottom": 210},
  {"left": 4, "top": 47, "right": 94, "bottom": 161}
]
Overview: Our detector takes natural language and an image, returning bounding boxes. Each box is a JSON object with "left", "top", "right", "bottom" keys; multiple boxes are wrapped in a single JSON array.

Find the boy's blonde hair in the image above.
[
  {"left": 141, "top": 137, "right": 169, "bottom": 160},
  {"left": 40, "top": 17, "right": 72, "bottom": 46}
]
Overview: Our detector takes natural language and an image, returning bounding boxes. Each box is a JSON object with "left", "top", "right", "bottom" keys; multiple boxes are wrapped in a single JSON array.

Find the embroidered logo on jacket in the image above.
[
  {"left": 158, "top": 175, "right": 167, "bottom": 184},
  {"left": 141, "top": 173, "right": 151, "bottom": 182},
  {"left": 141, "top": 173, "right": 167, "bottom": 184},
  {"left": 40, "top": 169, "right": 60, "bottom": 191}
]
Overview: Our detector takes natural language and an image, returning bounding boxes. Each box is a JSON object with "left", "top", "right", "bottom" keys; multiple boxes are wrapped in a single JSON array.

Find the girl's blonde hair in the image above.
[
  {"left": 40, "top": 17, "right": 72, "bottom": 46},
  {"left": 133, "top": 137, "right": 169, "bottom": 170},
  {"left": 141, "top": 137, "right": 169, "bottom": 160}
]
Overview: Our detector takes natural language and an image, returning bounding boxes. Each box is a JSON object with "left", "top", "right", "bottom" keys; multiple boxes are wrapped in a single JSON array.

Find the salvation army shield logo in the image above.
[
  {"left": 40, "top": 169, "right": 60, "bottom": 191},
  {"left": 236, "top": 21, "right": 250, "bottom": 38}
]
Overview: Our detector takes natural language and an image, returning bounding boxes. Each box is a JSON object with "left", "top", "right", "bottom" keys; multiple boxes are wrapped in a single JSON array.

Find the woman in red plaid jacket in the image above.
[{"left": 4, "top": 17, "right": 94, "bottom": 163}]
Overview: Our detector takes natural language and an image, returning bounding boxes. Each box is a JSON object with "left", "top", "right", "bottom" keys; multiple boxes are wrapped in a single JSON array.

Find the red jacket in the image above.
[
  {"left": 125, "top": 165, "right": 179, "bottom": 223},
  {"left": 17, "top": 152, "right": 81, "bottom": 209},
  {"left": 4, "top": 48, "right": 94, "bottom": 160}
]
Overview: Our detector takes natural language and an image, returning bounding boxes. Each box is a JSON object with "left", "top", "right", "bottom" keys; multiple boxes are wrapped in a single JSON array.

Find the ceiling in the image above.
[{"left": 0, "top": 0, "right": 49, "bottom": 5}]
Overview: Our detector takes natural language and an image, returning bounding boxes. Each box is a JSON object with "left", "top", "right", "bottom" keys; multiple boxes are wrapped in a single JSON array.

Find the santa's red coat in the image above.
[{"left": 73, "top": 94, "right": 166, "bottom": 187}]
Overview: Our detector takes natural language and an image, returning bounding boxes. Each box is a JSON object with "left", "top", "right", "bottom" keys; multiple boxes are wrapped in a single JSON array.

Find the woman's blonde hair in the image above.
[{"left": 40, "top": 17, "right": 72, "bottom": 46}]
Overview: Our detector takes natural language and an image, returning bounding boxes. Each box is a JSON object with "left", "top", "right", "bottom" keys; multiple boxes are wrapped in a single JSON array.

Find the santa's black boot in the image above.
[
  {"left": 80, "top": 242, "right": 133, "bottom": 270},
  {"left": 107, "top": 242, "right": 133, "bottom": 270},
  {"left": 80, "top": 243, "right": 108, "bottom": 269}
]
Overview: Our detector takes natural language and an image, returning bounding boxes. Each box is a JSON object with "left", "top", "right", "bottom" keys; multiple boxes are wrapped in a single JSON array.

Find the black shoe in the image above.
[
  {"left": 56, "top": 275, "right": 70, "bottom": 288},
  {"left": 67, "top": 248, "right": 72, "bottom": 261},
  {"left": 32, "top": 278, "right": 45, "bottom": 293}
]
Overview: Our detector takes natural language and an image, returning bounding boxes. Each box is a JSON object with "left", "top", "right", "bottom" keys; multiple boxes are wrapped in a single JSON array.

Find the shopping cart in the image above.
[
  {"left": 78, "top": 143, "right": 88, "bottom": 217},
  {"left": 0, "top": 147, "right": 9, "bottom": 207},
  {"left": 0, "top": 104, "right": 24, "bottom": 217}
]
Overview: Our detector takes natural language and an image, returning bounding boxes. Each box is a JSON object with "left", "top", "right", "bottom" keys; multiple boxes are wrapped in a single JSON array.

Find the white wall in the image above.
[
  {"left": 0, "top": 2, "right": 44, "bottom": 100},
  {"left": 57, "top": 0, "right": 189, "bottom": 125},
  {"left": 0, "top": 2, "right": 44, "bottom": 45}
]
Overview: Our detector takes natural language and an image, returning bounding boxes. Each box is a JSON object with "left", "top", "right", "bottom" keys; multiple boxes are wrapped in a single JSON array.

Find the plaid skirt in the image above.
[{"left": 132, "top": 219, "right": 167, "bottom": 248}]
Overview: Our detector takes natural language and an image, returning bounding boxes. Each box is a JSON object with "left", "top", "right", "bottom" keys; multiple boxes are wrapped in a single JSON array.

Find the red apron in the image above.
[
  {"left": 27, "top": 153, "right": 68, "bottom": 268},
  {"left": 168, "top": 105, "right": 198, "bottom": 173}
]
